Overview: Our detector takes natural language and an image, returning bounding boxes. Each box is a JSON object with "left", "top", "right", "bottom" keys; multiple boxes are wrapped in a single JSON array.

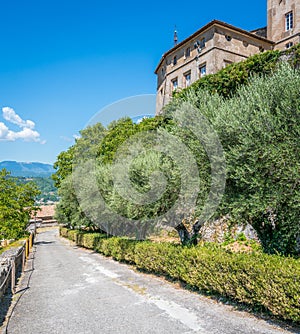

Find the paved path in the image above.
[{"left": 2, "top": 228, "right": 298, "bottom": 334}]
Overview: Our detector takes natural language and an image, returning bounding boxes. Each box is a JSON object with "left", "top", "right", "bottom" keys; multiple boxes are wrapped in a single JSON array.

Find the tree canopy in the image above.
[
  {"left": 53, "top": 61, "right": 300, "bottom": 255},
  {"left": 0, "top": 169, "right": 39, "bottom": 240}
]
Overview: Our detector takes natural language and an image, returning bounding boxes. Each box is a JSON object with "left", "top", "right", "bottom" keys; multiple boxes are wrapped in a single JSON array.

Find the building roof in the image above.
[
  {"left": 32, "top": 205, "right": 56, "bottom": 219},
  {"left": 154, "top": 20, "right": 274, "bottom": 73}
]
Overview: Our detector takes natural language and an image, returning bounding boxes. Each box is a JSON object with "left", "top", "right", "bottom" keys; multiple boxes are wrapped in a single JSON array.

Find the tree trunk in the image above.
[
  {"left": 175, "top": 222, "right": 191, "bottom": 245},
  {"left": 175, "top": 220, "right": 204, "bottom": 246}
]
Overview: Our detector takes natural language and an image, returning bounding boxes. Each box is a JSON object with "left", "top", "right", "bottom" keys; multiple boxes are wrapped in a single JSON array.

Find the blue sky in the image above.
[{"left": 0, "top": 0, "right": 267, "bottom": 164}]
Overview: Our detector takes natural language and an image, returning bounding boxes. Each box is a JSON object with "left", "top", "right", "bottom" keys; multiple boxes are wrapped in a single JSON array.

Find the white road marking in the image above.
[
  {"left": 148, "top": 296, "right": 204, "bottom": 332},
  {"left": 118, "top": 280, "right": 205, "bottom": 332},
  {"left": 79, "top": 255, "right": 204, "bottom": 332},
  {"left": 61, "top": 283, "right": 86, "bottom": 296},
  {"left": 83, "top": 273, "right": 99, "bottom": 284},
  {"left": 79, "top": 256, "right": 120, "bottom": 279}
]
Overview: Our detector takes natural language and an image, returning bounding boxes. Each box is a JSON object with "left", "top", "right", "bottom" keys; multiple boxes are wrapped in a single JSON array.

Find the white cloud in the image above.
[
  {"left": 0, "top": 122, "right": 9, "bottom": 138},
  {"left": 2, "top": 107, "right": 35, "bottom": 129},
  {"left": 6, "top": 127, "right": 40, "bottom": 141},
  {"left": 0, "top": 107, "right": 45, "bottom": 143}
]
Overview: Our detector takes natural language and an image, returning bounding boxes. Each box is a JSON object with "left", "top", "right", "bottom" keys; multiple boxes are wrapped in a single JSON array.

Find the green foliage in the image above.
[
  {"left": 97, "top": 116, "right": 169, "bottom": 163},
  {"left": 60, "top": 227, "right": 300, "bottom": 323},
  {"left": 165, "top": 64, "right": 300, "bottom": 255},
  {"left": 54, "top": 115, "right": 187, "bottom": 237},
  {"left": 79, "top": 233, "right": 108, "bottom": 250},
  {"left": 283, "top": 43, "right": 300, "bottom": 67},
  {"left": 54, "top": 175, "right": 93, "bottom": 229},
  {"left": 31, "top": 177, "right": 58, "bottom": 202},
  {"left": 0, "top": 169, "right": 39, "bottom": 239},
  {"left": 53, "top": 123, "right": 108, "bottom": 228},
  {"left": 98, "top": 117, "right": 136, "bottom": 164},
  {"left": 236, "top": 233, "right": 247, "bottom": 242},
  {"left": 59, "top": 226, "right": 69, "bottom": 238},
  {"left": 54, "top": 49, "right": 300, "bottom": 254},
  {"left": 222, "top": 64, "right": 300, "bottom": 255},
  {"left": 99, "top": 238, "right": 138, "bottom": 263},
  {"left": 223, "top": 232, "right": 235, "bottom": 245},
  {"left": 75, "top": 123, "right": 107, "bottom": 162},
  {"left": 15, "top": 176, "right": 58, "bottom": 203},
  {"left": 173, "top": 50, "right": 281, "bottom": 100},
  {"left": 92, "top": 114, "right": 212, "bottom": 238},
  {"left": 52, "top": 146, "right": 75, "bottom": 188}
]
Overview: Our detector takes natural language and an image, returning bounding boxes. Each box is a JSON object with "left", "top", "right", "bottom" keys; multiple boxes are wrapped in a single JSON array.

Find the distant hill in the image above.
[{"left": 0, "top": 161, "right": 55, "bottom": 177}]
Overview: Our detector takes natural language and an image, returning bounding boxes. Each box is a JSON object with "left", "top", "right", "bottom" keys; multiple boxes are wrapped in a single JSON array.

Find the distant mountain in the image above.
[{"left": 0, "top": 161, "right": 55, "bottom": 177}]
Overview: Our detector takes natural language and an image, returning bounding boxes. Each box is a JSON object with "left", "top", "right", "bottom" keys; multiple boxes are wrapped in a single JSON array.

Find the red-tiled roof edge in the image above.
[
  {"left": 154, "top": 20, "right": 274, "bottom": 73},
  {"left": 31, "top": 204, "right": 56, "bottom": 219}
]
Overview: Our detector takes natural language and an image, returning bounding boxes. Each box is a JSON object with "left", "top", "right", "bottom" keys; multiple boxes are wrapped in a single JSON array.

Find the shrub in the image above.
[
  {"left": 60, "top": 228, "right": 300, "bottom": 323},
  {"left": 81, "top": 233, "right": 107, "bottom": 250},
  {"left": 59, "top": 226, "right": 69, "bottom": 238},
  {"left": 67, "top": 230, "right": 80, "bottom": 243}
]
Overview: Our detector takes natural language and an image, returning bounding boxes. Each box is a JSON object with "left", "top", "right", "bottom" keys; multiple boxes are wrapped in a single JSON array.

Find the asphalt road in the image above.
[{"left": 2, "top": 228, "right": 298, "bottom": 334}]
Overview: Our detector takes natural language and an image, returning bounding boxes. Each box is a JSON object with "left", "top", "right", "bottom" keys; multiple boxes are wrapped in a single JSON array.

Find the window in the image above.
[
  {"left": 286, "top": 12, "right": 293, "bottom": 31},
  {"left": 184, "top": 72, "right": 191, "bottom": 87},
  {"left": 173, "top": 55, "right": 177, "bottom": 65},
  {"left": 286, "top": 41, "right": 293, "bottom": 49},
  {"left": 185, "top": 47, "right": 191, "bottom": 58},
  {"left": 199, "top": 38, "right": 206, "bottom": 48},
  {"left": 225, "top": 35, "right": 232, "bottom": 41},
  {"left": 199, "top": 64, "right": 206, "bottom": 78},
  {"left": 171, "top": 78, "right": 178, "bottom": 91},
  {"left": 194, "top": 38, "right": 205, "bottom": 51}
]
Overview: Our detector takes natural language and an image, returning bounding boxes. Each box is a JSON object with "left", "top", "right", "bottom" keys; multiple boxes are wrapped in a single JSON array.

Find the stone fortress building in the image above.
[{"left": 155, "top": 0, "right": 300, "bottom": 114}]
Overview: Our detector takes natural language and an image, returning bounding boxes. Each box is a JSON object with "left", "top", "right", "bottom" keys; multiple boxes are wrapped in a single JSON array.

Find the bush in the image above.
[
  {"left": 59, "top": 227, "right": 108, "bottom": 249},
  {"left": 97, "top": 238, "right": 138, "bottom": 263},
  {"left": 80, "top": 233, "right": 107, "bottom": 250},
  {"left": 67, "top": 230, "right": 81, "bottom": 243},
  {"left": 59, "top": 227, "right": 69, "bottom": 238},
  {"left": 60, "top": 228, "right": 300, "bottom": 323}
]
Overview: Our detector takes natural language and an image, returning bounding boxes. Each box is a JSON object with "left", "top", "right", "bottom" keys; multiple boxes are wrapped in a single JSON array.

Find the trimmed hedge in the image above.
[{"left": 59, "top": 227, "right": 300, "bottom": 323}]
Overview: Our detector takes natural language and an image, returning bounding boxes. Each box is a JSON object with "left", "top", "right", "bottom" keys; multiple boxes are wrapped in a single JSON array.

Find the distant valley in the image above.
[{"left": 0, "top": 161, "right": 58, "bottom": 204}]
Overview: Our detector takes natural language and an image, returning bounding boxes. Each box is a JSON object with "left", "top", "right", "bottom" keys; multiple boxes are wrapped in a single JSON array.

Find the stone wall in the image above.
[
  {"left": 200, "top": 216, "right": 258, "bottom": 243},
  {"left": 268, "top": 0, "right": 300, "bottom": 48}
]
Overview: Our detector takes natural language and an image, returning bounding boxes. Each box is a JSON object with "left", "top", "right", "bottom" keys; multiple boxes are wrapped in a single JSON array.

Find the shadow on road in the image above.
[{"left": 34, "top": 241, "right": 55, "bottom": 245}]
